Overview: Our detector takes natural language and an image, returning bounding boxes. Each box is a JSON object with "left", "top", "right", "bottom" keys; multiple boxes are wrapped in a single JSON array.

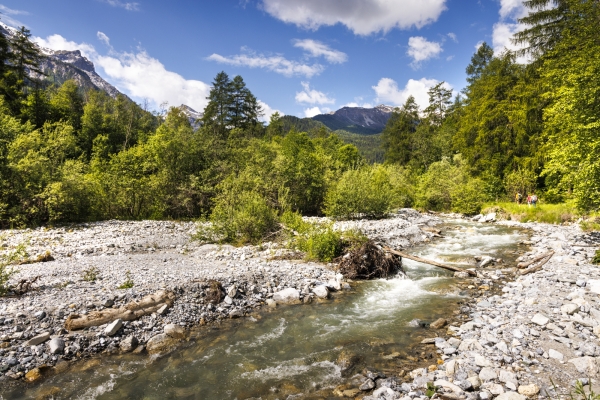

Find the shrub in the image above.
[
  {"left": 451, "top": 178, "right": 485, "bottom": 215},
  {"left": 324, "top": 165, "right": 396, "bottom": 219},
  {"left": 210, "top": 189, "right": 279, "bottom": 244},
  {"left": 0, "top": 242, "right": 28, "bottom": 296}
]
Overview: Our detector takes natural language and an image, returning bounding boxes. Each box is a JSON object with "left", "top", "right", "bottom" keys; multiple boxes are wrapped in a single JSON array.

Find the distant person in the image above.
[
  {"left": 531, "top": 193, "right": 538, "bottom": 207},
  {"left": 527, "top": 194, "right": 532, "bottom": 207},
  {"left": 516, "top": 193, "right": 522, "bottom": 204}
]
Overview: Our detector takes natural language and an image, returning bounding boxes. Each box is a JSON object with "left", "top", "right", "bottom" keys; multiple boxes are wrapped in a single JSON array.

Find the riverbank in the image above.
[
  {"left": 0, "top": 209, "right": 441, "bottom": 386},
  {"left": 382, "top": 218, "right": 600, "bottom": 400}
]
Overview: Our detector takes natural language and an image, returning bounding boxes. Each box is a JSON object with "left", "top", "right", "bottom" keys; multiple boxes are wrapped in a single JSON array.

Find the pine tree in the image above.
[
  {"left": 8, "top": 26, "right": 44, "bottom": 91},
  {"left": 465, "top": 42, "right": 494, "bottom": 84},
  {"left": 382, "top": 96, "right": 419, "bottom": 165}
]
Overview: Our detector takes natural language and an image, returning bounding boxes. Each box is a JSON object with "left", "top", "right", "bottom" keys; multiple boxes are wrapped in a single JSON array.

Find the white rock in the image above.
[
  {"left": 272, "top": 288, "right": 301, "bottom": 304},
  {"left": 104, "top": 319, "right": 123, "bottom": 336},
  {"left": 479, "top": 367, "right": 497, "bottom": 381},
  {"left": 568, "top": 356, "right": 600, "bottom": 375},
  {"left": 157, "top": 304, "right": 169, "bottom": 315},
  {"left": 48, "top": 338, "right": 65, "bottom": 354},
  {"left": 496, "top": 393, "right": 526, "bottom": 400},
  {"left": 312, "top": 285, "right": 329, "bottom": 299},
  {"left": 561, "top": 303, "right": 580, "bottom": 315},
  {"left": 587, "top": 280, "right": 600, "bottom": 295},
  {"left": 434, "top": 380, "right": 464, "bottom": 394},
  {"left": 549, "top": 349, "right": 564, "bottom": 361},
  {"left": 164, "top": 323, "right": 185, "bottom": 339},
  {"left": 531, "top": 313, "right": 550, "bottom": 326}
]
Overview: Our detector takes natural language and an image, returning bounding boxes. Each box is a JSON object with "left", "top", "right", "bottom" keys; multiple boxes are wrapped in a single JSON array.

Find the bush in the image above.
[
  {"left": 324, "top": 165, "right": 396, "bottom": 219},
  {"left": 210, "top": 190, "right": 279, "bottom": 244},
  {"left": 0, "top": 242, "right": 28, "bottom": 296},
  {"left": 451, "top": 178, "right": 485, "bottom": 215}
]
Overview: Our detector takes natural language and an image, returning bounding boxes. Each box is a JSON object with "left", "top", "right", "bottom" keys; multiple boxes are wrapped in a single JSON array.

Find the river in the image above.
[{"left": 4, "top": 219, "right": 527, "bottom": 400}]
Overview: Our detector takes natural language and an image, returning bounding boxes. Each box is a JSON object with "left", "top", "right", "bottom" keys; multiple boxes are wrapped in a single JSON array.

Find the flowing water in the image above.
[{"left": 4, "top": 220, "right": 527, "bottom": 400}]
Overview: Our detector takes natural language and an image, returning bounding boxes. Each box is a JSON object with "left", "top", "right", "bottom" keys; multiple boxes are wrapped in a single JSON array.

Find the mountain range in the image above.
[{"left": 312, "top": 104, "right": 395, "bottom": 135}]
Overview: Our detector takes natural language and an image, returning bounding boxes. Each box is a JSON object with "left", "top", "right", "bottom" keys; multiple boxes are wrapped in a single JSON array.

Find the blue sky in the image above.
[{"left": 0, "top": 0, "right": 528, "bottom": 120}]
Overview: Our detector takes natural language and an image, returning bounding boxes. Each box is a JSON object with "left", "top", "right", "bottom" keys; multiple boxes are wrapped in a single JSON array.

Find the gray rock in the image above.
[
  {"left": 549, "top": 349, "right": 564, "bottom": 361},
  {"left": 531, "top": 313, "right": 550, "bottom": 326},
  {"left": 146, "top": 333, "right": 176, "bottom": 354},
  {"left": 25, "top": 332, "right": 51, "bottom": 346},
  {"left": 34, "top": 311, "right": 46, "bottom": 320},
  {"left": 104, "top": 319, "right": 123, "bottom": 336},
  {"left": 360, "top": 379, "right": 376, "bottom": 391},
  {"left": 119, "top": 335, "right": 138, "bottom": 352},
  {"left": 227, "top": 285, "right": 237, "bottom": 299},
  {"left": 496, "top": 393, "right": 526, "bottom": 400},
  {"left": 48, "top": 338, "right": 65, "bottom": 355},
  {"left": 568, "top": 356, "right": 599, "bottom": 375},
  {"left": 157, "top": 304, "right": 169, "bottom": 315}
]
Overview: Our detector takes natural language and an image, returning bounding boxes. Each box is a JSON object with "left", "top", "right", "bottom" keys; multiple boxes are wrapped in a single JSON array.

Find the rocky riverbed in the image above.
[
  {"left": 356, "top": 218, "right": 600, "bottom": 400},
  {"left": 0, "top": 209, "right": 440, "bottom": 386}
]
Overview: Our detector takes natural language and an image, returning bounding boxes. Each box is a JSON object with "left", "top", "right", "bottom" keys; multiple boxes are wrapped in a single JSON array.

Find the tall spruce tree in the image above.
[{"left": 382, "top": 96, "right": 419, "bottom": 165}]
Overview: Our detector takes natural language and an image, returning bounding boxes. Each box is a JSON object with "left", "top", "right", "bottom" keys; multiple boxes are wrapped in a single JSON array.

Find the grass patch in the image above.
[
  {"left": 593, "top": 250, "right": 600, "bottom": 265},
  {"left": 482, "top": 202, "right": 579, "bottom": 224},
  {"left": 118, "top": 270, "right": 134, "bottom": 289}
]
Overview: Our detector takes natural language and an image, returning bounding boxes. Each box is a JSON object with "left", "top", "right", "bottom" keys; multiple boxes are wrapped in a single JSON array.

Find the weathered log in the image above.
[
  {"left": 65, "top": 290, "right": 176, "bottom": 331},
  {"left": 383, "top": 247, "right": 477, "bottom": 276},
  {"left": 517, "top": 251, "right": 554, "bottom": 269},
  {"left": 518, "top": 253, "right": 553, "bottom": 276}
]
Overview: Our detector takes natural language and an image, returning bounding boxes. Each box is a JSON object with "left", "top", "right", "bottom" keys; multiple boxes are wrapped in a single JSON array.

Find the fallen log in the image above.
[
  {"left": 65, "top": 290, "right": 176, "bottom": 331},
  {"left": 517, "top": 251, "right": 554, "bottom": 269},
  {"left": 518, "top": 253, "right": 553, "bottom": 276},
  {"left": 383, "top": 247, "right": 477, "bottom": 276}
]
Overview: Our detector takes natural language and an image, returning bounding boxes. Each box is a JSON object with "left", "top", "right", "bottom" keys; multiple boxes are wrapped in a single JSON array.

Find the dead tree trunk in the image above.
[
  {"left": 518, "top": 252, "right": 554, "bottom": 276},
  {"left": 383, "top": 247, "right": 477, "bottom": 276},
  {"left": 65, "top": 290, "right": 176, "bottom": 331},
  {"left": 517, "top": 251, "right": 554, "bottom": 269}
]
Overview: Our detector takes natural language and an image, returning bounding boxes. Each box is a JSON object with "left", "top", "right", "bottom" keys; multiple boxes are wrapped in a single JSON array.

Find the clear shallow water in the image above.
[{"left": 5, "top": 220, "right": 527, "bottom": 400}]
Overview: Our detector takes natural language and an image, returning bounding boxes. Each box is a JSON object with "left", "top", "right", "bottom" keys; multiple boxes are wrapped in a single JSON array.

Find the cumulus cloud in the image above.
[
  {"left": 258, "top": 100, "right": 282, "bottom": 122},
  {"left": 492, "top": 0, "right": 530, "bottom": 61},
  {"left": 207, "top": 51, "right": 324, "bottom": 78},
  {"left": 304, "top": 106, "right": 322, "bottom": 118},
  {"left": 34, "top": 33, "right": 211, "bottom": 112},
  {"left": 260, "top": 0, "right": 447, "bottom": 35},
  {"left": 0, "top": 4, "right": 28, "bottom": 28},
  {"left": 100, "top": 0, "right": 140, "bottom": 11},
  {"left": 293, "top": 39, "right": 347, "bottom": 63},
  {"left": 447, "top": 32, "right": 458, "bottom": 43},
  {"left": 295, "top": 82, "right": 334, "bottom": 105},
  {"left": 372, "top": 77, "right": 449, "bottom": 110},
  {"left": 407, "top": 36, "right": 443, "bottom": 67}
]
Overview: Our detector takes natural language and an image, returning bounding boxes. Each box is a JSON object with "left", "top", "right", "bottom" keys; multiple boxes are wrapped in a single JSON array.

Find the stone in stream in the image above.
[
  {"left": 119, "top": 335, "right": 138, "bottom": 352},
  {"left": 430, "top": 318, "right": 447, "bottom": 329},
  {"left": 146, "top": 334, "right": 177, "bottom": 354},
  {"left": 25, "top": 332, "right": 51, "bottom": 346},
  {"left": 164, "top": 324, "right": 186, "bottom": 339},
  {"left": 312, "top": 285, "right": 329, "bottom": 299},
  {"left": 272, "top": 288, "right": 301, "bottom": 304},
  {"left": 104, "top": 319, "right": 123, "bottom": 336},
  {"left": 359, "top": 379, "right": 376, "bottom": 391}
]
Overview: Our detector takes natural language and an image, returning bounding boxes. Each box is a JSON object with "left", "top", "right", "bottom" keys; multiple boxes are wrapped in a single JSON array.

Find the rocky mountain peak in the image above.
[{"left": 312, "top": 104, "right": 394, "bottom": 135}]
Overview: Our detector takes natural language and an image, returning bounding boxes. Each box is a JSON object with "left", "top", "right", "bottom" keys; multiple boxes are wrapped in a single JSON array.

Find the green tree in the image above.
[{"left": 382, "top": 96, "right": 419, "bottom": 165}]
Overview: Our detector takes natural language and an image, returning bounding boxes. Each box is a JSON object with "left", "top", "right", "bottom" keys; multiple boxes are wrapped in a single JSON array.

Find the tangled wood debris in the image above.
[
  {"left": 518, "top": 251, "right": 554, "bottom": 275},
  {"left": 337, "top": 240, "right": 404, "bottom": 280}
]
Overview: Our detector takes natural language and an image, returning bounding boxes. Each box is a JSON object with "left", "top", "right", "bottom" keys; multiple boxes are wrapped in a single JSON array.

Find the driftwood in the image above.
[
  {"left": 518, "top": 252, "right": 553, "bottom": 275},
  {"left": 383, "top": 247, "right": 477, "bottom": 277},
  {"left": 13, "top": 276, "right": 40, "bottom": 295},
  {"left": 338, "top": 241, "right": 404, "bottom": 279},
  {"left": 517, "top": 251, "right": 554, "bottom": 269},
  {"left": 65, "top": 290, "right": 176, "bottom": 331}
]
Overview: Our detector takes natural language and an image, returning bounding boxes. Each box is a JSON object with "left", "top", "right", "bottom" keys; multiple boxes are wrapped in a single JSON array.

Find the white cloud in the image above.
[
  {"left": 304, "top": 106, "right": 322, "bottom": 118},
  {"left": 498, "top": 0, "right": 528, "bottom": 20},
  {"left": 34, "top": 34, "right": 97, "bottom": 59},
  {"left": 0, "top": 4, "right": 28, "bottom": 28},
  {"left": 100, "top": 0, "right": 140, "bottom": 11},
  {"left": 343, "top": 101, "right": 373, "bottom": 108},
  {"left": 447, "top": 32, "right": 457, "bottom": 43},
  {"left": 258, "top": 100, "right": 282, "bottom": 122},
  {"left": 293, "top": 39, "right": 347, "bottom": 63},
  {"left": 34, "top": 33, "right": 211, "bottom": 112},
  {"left": 207, "top": 51, "right": 324, "bottom": 78},
  {"left": 446, "top": 55, "right": 454, "bottom": 61},
  {"left": 475, "top": 40, "right": 484, "bottom": 50},
  {"left": 97, "top": 31, "right": 111, "bottom": 47},
  {"left": 372, "top": 77, "right": 449, "bottom": 110},
  {"left": 407, "top": 36, "right": 443, "bottom": 67},
  {"left": 295, "top": 82, "right": 334, "bottom": 105},
  {"left": 260, "top": 0, "right": 447, "bottom": 35}
]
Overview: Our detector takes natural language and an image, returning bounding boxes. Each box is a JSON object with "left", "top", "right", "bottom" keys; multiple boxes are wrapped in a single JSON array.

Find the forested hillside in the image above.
[{"left": 0, "top": 0, "right": 598, "bottom": 240}]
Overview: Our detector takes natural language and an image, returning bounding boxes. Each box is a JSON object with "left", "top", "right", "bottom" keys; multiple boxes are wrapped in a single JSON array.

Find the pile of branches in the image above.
[{"left": 337, "top": 240, "right": 404, "bottom": 280}]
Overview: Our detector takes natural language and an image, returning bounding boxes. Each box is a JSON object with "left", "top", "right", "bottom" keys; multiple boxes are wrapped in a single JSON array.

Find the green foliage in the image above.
[
  {"left": 210, "top": 189, "right": 279, "bottom": 245},
  {"left": 324, "top": 165, "right": 398, "bottom": 219},
  {"left": 118, "top": 270, "right": 134, "bottom": 289},
  {"left": 281, "top": 211, "right": 344, "bottom": 262},
  {"left": 482, "top": 202, "right": 577, "bottom": 224},
  {"left": 0, "top": 242, "right": 28, "bottom": 296},
  {"left": 504, "top": 169, "right": 537, "bottom": 200},
  {"left": 334, "top": 130, "right": 383, "bottom": 163},
  {"left": 592, "top": 250, "right": 600, "bottom": 265}
]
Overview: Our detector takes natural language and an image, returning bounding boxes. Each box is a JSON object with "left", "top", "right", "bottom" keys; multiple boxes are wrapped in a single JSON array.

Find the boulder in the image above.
[
  {"left": 146, "top": 333, "right": 177, "bottom": 354},
  {"left": 48, "top": 338, "right": 65, "bottom": 355},
  {"left": 272, "top": 288, "right": 301, "bottom": 304},
  {"left": 312, "top": 285, "right": 329, "bottom": 299},
  {"left": 164, "top": 323, "right": 186, "bottom": 339},
  {"left": 119, "top": 335, "right": 138, "bottom": 352}
]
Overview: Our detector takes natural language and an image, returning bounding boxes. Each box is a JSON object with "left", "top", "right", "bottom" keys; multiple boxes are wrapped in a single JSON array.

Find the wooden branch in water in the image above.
[
  {"left": 518, "top": 253, "right": 553, "bottom": 276},
  {"left": 383, "top": 247, "right": 477, "bottom": 276},
  {"left": 517, "top": 251, "right": 554, "bottom": 269}
]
